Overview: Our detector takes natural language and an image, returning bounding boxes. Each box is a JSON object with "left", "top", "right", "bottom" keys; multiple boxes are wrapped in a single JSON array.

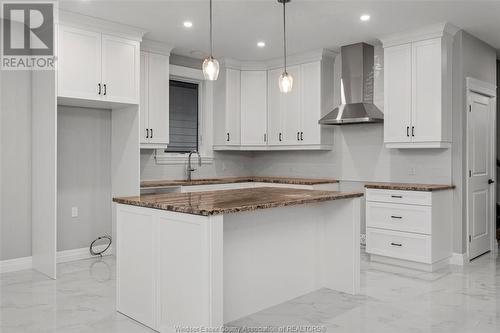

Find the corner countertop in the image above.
[
  {"left": 364, "top": 182, "right": 455, "bottom": 192},
  {"left": 113, "top": 187, "right": 363, "bottom": 216},
  {"left": 140, "top": 176, "right": 339, "bottom": 188}
]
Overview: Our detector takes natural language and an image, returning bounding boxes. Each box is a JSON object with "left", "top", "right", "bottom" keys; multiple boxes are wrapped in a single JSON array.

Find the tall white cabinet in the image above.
[
  {"left": 382, "top": 23, "right": 457, "bottom": 148},
  {"left": 139, "top": 41, "right": 172, "bottom": 149},
  {"left": 213, "top": 50, "right": 336, "bottom": 151}
]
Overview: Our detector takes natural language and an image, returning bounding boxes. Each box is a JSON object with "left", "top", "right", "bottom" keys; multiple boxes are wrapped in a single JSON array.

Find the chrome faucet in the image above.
[{"left": 187, "top": 151, "right": 202, "bottom": 181}]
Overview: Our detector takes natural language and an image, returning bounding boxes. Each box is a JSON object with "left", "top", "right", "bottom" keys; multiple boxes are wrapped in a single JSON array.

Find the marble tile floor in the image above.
[{"left": 1, "top": 251, "right": 499, "bottom": 333}]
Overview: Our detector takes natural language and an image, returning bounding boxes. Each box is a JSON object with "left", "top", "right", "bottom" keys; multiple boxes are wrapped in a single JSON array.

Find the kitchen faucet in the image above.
[{"left": 187, "top": 150, "right": 202, "bottom": 181}]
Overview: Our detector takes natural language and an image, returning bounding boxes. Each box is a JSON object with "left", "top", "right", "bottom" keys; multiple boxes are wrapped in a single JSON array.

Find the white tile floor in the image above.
[{"left": 1, "top": 250, "right": 499, "bottom": 333}]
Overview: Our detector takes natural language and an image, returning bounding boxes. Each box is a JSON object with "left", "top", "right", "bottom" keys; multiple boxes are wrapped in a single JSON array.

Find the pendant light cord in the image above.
[
  {"left": 282, "top": 1, "right": 287, "bottom": 73},
  {"left": 209, "top": 0, "right": 213, "bottom": 57}
]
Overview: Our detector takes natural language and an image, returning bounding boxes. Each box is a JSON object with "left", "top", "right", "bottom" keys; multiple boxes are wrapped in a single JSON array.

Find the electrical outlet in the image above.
[{"left": 71, "top": 207, "right": 78, "bottom": 218}]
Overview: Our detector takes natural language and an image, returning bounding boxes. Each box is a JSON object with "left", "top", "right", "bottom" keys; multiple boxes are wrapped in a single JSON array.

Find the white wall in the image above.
[
  {"left": 0, "top": 71, "right": 32, "bottom": 260},
  {"left": 57, "top": 106, "right": 112, "bottom": 251}
]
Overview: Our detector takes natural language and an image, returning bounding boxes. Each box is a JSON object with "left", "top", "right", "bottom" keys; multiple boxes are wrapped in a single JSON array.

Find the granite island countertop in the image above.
[
  {"left": 114, "top": 187, "right": 363, "bottom": 216},
  {"left": 364, "top": 182, "right": 455, "bottom": 192},
  {"left": 140, "top": 176, "right": 339, "bottom": 188}
]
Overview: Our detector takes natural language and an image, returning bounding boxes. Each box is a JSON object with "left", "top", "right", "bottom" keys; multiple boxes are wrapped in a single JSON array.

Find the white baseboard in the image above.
[
  {"left": 0, "top": 245, "right": 112, "bottom": 274},
  {"left": 449, "top": 252, "right": 468, "bottom": 266},
  {"left": 0, "top": 256, "right": 33, "bottom": 274}
]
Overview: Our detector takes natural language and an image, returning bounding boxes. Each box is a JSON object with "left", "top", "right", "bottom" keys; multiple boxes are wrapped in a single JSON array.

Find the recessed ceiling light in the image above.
[
  {"left": 360, "top": 14, "right": 370, "bottom": 22},
  {"left": 257, "top": 41, "right": 266, "bottom": 48},
  {"left": 183, "top": 21, "right": 193, "bottom": 28}
]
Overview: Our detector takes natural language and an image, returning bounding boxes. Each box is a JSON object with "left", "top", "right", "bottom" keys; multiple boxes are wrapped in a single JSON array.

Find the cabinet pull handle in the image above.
[
  {"left": 391, "top": 195, "right": 403, "bottom": 198},
  {"left": 146, "top": 129, "right": 149, "bottom": 139},
  {"left": 264, "top": 133, "right": 267, "bottom": 142},
  {"left": 411, "top": 126, "right": 415, "bottom": 137},
  {"left": 390, "top": 242, "right": 402, "bottom": 247},
  {"left": 150, "top": 128, "right": 153, "bottom": 138},
  {"left": 406, "top": 126, "right": 409, "bottom": 137},
  {"left": 297, "top": 132, "right": 300, "bottom": 141},
  {"left": 98, "top": 83, "right": 101, "bottom": 95},
  {"left": 226, "top": 133, "right": 230, "bottom": 142},
  {"left": 391, "top": 215, "right": 403, "bottom": 219},
  {"left": 103, "top": 84, "right": 107, "bottom": 96},
  {"left": 279, "top": 133, "right": 282, "bottom": 142},
  {"left": 300, "top": 132, "right": 303, "bottom": 141}
]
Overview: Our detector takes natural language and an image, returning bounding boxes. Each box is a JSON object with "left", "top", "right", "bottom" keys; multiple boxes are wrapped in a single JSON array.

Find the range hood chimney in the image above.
[{"left": 319, "top": 42, "right": 384, "bottom": 125}]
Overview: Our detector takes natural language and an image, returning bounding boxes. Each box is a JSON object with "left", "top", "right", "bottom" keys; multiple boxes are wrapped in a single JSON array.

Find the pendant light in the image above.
[
  {"left": 202, "top": 0, "right": 219, "bottom": 80},
  {"left": 278, "top": 0, "right": 293, "bottom": 93}
]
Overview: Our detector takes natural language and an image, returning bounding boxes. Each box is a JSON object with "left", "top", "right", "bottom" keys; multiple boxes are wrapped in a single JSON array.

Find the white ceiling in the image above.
[{"left": 59, "top": 0, "right": 500, "bottom": 61}]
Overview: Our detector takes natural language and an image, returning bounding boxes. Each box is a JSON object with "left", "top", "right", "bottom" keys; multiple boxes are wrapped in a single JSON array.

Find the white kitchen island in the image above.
[{"left": 113, "top": 187, "right": 362, "bottom": 332}]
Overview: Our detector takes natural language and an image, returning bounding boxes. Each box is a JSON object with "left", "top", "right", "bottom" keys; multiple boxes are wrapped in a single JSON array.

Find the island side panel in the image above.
[{"left": 318, "top": 197, "right": 361, "bottom": 294}]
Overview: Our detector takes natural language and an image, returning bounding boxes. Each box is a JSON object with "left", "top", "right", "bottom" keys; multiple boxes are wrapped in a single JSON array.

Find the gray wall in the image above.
[
  {"left": 0, "top": 71, "right": 33, "bottom": 260},
  {"left": 57, "top": 106, "right": 112, "bottom": 251}
]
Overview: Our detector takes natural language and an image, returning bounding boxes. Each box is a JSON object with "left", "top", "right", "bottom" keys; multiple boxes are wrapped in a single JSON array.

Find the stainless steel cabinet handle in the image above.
[
  {"left": 391, "top": 195, "right": 403, "bottom": 198},
  {"left": 391, "top": 215, "right": 403, "bottom": 219},
  {"left": 226, "top": 133, "right": 230, "bottom": 142},
  {"left": 297, "top": 132, "right": 300, "bottom": 141},
  {"left": 279, "top": 133, "right": 282, "bottom": 142},
  {"left": 103, "top": 84, "right": 107, "bottom": 96},
  {"left": 390, "top": 242, "right": 402, "bottom": 247},
  {"left": 300, "top": 132, "right": 303, "bottom": 141},
  {"left": 98, "top": 83, "right": 101, "bottom": 95},
  {"left": 406, "top": 126, "right": 409, "bottom": 137},
  {"left": 264, "top": 133, "right": 267, "bottom": 142},
  {"left": 146, "top": 129, "right": 149, "bottom": 139},
  {"left": 411, "top": 126, "right": 415, "bottom": 137},
  {"left": 150, "top": 128, "right": 153, "bottom": 138}
]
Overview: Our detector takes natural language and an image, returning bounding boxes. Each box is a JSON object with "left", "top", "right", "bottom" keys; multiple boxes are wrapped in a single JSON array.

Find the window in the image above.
[{"left": 165, "top": 80, "right": 199, "bottom": 153}]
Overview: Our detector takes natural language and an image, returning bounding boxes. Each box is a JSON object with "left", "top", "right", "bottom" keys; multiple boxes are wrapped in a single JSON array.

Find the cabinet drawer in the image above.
[
  {"left": 366, "top": 228, "right": 432, "bottom": 263},
  {"left": 366, "top": 189, "right": 431, "bottom": 206},
  {"left": 366, "top": 202, "right": 431, "bottom": 234}
]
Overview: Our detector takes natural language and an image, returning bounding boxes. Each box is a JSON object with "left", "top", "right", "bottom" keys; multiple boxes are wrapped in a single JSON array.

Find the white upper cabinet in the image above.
[
  {"left": 57, "top": 24, "right": 141, "bottom": 105},
  {"left": 101, "top": 34, "right": 140, "bottom": 104},
  {"left": 382, "top": 23, "right": 456, "bottom": 148},
  {"left": 240, "top": 70, "right": 268, "bottom": 146},
  {"left": 214, "top": 50, "right": 335, "bottom": 151},
  {"left": 58, "top": 25, "right": 101, "bottom": 101},
  {"left": 214, "top": 67, "right": 241, "bottom": 146},
  {"left": 140, "top": 50, "right": 170, "bottom": 148}
]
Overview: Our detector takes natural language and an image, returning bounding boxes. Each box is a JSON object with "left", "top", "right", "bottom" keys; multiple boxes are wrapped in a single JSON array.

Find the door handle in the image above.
[
  {"left": 146, "top": 128, "right": 149, "bottom": 139},
  {"left": 300, "top": 132, "right": 303, "bottom": 141},
  {"left": 391, "top": 195, "right": 403, "bottom": 199},
  {"left": 226, "top": 133, "right": 230, "bottom": 142},
  {"left": 103, "top": 84, "right": 107, "bottom": 96},
  {"left": 297, "top": 132, "right": 300, "bottom": 141},
  {"left": 406, "top": 126, "right": 409, "bottom": 137},
  {"left": 279, "top": 133, "right": 282, "bottom": 142},
  {"left": 488, "top": 179, "right": 495, "bottom": 184},
  {"left": 98, "top": 83, "right": 101, "bottom": 95},
  {"left": 390, "top": 215, "right": 403, "bottom": 219},
  {"left": 411, "top": 126, "right": 415, "bottom": 137},
  {"left": 150, "top": 128, "right": 153, "bottom": 138},
  {"left": 390, "top": 242, "right": 402, "bottom": 247},
  {"left": 264, "top": 133, "right": 267, "bottom": 142}
]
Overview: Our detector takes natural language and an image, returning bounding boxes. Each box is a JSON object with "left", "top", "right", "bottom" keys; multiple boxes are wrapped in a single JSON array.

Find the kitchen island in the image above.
[{"left": 113, "top": 187, "right": 363, "bottom": 332}]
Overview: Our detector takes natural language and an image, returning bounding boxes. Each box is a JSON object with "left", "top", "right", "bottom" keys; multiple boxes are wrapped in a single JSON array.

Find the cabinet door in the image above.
[
  {"left": 300, "top": 62, "right": 321, "bottom": 145},
  {"left": 57, "top": 25, "right": 101, "bottom": 100},
  {"left": 140, "top": 52, "right": 149, "bottom": 144},
  {"left": 281, "top": 65, "right": 301, "bottom": 145},
  {"left": 267, "top": 68, "right": 283, "bottom": 145},
  {"left": 101, "top": 34, "right": 140, "bottom": 104},
  {"left": 225, "top": 68, "right": 241, "bottom": 144},
  {"left": 147, "top": 53, "right": 170, "bottom": 145},
  {"left": 411, "top": 38, "right": 442, "bottom": 143},
  {"left": 241, "top": 70, "right": 267, "bottom": 146},
  {"left": 384, "top": 44, "right": 412, "bottom": 144}
]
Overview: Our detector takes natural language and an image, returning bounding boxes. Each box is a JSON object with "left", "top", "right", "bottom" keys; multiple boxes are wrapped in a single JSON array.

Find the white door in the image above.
[
  {"left": 57, "top": 25, "right": 101, "bottom": 100},
  {"left": 411, "top": 38, "right": 442, "bottom": 143},
  {"left": 225, "top": 68, "right": 241, "bottom": 144},
  {"left": 139, "top": 52, "right": 149, "bottom": 144},
  {"left": 267, "top": 68, "right": 283, "bottom": 145},
  {"left": 101, "top": 34, "right": 140, "bottom": 104},
  {"left": 241, "top": 70, "right": 267, "bottom": 146},
  {"left": 281, "top": 65, "right": 301, "bottom": 145},
  {"left": 384, "top": 43, "right": 412, "bottom": 143},
  {"left": 300, "top": 62, "right": 321, "bottom": 145},
  {"left": 147, "top": 53, "right": 170, "bottom": 145},
  {"left": 468, "top": 92, "right": 494, "bottom": 260}
]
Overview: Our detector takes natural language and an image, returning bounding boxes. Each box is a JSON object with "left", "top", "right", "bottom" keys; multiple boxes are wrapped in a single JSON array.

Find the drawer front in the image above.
[
  {"left": 366, "top": 202, "right": 432, "bottom": 234},
  {"left": 366, "top": 189, "right": 432, "bottom": 206},
  {"left": 366, "top": 228, "right": 432, "bottom": 263}
]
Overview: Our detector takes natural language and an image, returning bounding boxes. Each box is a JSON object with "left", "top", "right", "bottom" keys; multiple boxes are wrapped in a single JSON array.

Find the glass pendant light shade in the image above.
[
  {"left": 202, "top": 56, "right": 219, "bottom": 81},
  {"left": 279, "top": 71, "right": 293, "bottom": 93}
]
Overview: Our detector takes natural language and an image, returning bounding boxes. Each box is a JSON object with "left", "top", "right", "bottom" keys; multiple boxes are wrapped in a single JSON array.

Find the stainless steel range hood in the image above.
[{"left": 319, "top": 43, "right": 384, "bottom": 125}]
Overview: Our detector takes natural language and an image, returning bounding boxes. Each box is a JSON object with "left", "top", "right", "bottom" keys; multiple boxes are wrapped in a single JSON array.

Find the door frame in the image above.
[{"left": 465, "top": 77, "right": 497, "bottom": 260}]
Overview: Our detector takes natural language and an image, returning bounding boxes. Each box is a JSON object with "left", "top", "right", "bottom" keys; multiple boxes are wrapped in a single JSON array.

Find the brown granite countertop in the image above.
[
  {"left": 114, "top": 187, "right": 363, "bottom": 216},
  {"left": 365, "top": 182, "right": 455, "bottom": 192},
  {"left": 140, "top": 177, "right": 339, "bottom": 188}
]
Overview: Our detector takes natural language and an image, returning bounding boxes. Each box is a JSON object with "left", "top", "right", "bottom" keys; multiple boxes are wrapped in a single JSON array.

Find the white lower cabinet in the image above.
[{"left": 365, "top": 188, "right": 452, "bottom": 271}]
